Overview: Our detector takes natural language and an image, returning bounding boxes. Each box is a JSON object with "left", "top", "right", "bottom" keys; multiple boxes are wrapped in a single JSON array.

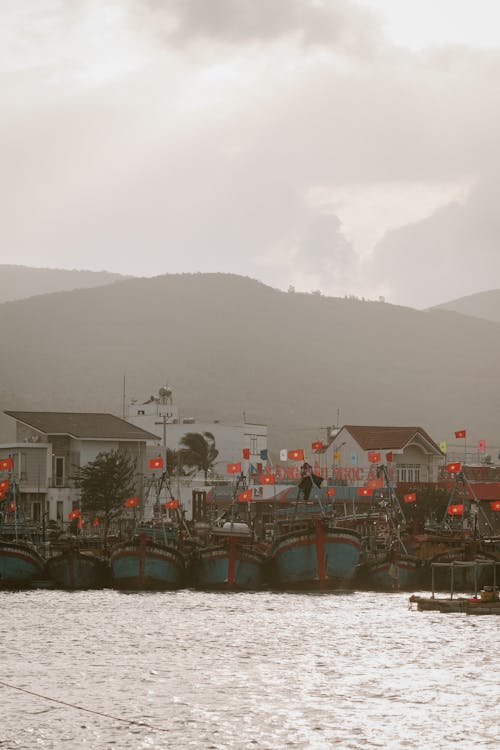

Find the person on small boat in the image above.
[{"left": 298, "top": 462, "right": 323, "bottom": 501}]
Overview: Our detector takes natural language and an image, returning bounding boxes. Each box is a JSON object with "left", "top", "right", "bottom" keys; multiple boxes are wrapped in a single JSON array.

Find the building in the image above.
[
  {"left": 1, "top": 411, "right": 160, "bottom": 524},
  {"left": 329, "top": 425, "right": 444, "bottom": 485},
  {"left": 125, "top": 386, "right": 268, "bottom": 477}
]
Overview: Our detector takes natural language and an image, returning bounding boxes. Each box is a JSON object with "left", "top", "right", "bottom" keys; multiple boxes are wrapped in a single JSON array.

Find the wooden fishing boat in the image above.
[
  {"left": 110, "top": 524, "right": 186, "bottom": 590},
  {"left": 0, "top": 538, "right": 45, "bottom": 588},
  {"left": 190, "top": 520, "right": 267, "bottom": 590},
  {"left": 355, "top": 549, "right": 423, "bottom": 591},
  {"left": 409, "top": 559, "right": 500, "bottom": 614},
  {"left": 0, "top": 478, "right": 45, "bottom": 587},
  {"left": 45, "top": 544, "right": 109, "bottom": 589},
  {"left": 269, "top": 513, "right": 362, "bottom": 590}
]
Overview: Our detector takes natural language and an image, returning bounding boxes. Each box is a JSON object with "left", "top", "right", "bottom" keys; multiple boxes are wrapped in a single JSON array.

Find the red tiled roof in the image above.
[
  {"left": 341, "top": 425, "right": 442, "bottom": 454},
  {"left": 4, "top": 411, "right": 160, "bottom": 441}
]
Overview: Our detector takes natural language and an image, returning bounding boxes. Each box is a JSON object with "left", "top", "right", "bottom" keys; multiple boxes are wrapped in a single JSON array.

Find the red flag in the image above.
[
  {"left": 447, "top": 504, "right": 464, "bottom": 515},
  {"left": 149, "top": 457, "right": 164, "bottom": 469},
  {"left": 454, "top": 430, "right": 466, "bottom": 439},
  {"left": 78, "top": 518, "right": 84, "bottom": 529},
  {"left": 0, "top": 458, "right": 13, "bottom": 471},
  {"left": 311, "top": 441, "right": 323, "bottom": 451},
  {"left": 446, "top": 462, "right": 461, "bottom": 473},
  {"left": 68, "top": 509, "right": 80, "bottom": 520},
  {"left": 404, "top": 492, "right": 417, "bottom": 503},
  {"left": 489, "top": 501, "right": 500, "bottom": 511},
  {"left": 125, "top": 496, "right": 139, "bottom": 508},
  {"left": 165, "top": 499, "right": 179, "bottom": 509},
  {"left": 8, "top": 501, "right": 15, "bottom": 512},
  {"left": 367, "top": 478, "right": 383, "bottom": 489},
  {"left": 259, "top": 474, "right": 275, "bottom": 485},
  {"left": 242, "top": 448, "right": 250, "bottom": 459},
  {"left": 367, "top": 451, "right": 381, "bottom": 464},
  {"left": 477, "top": 439, "right": 486, "bottom": 451},
  {"left": 0, "top": 480, "right": 9, "bottom": 492},
  {"left": 227, "top": 462, "right": 241, "bottom": 474},
  {"left": 0, "top": 490, "right": 6, "bottom": 500},
  {"left": 385, "top": 452, "right": 393, "bottom": 462},
  {"left": 358, "top": 487, "right": 373, "bottom": 497},
  {"left": 288, "top": 449, "right": 304, "bottom": 461},
  {"left": 327, "top": 488, "right": 335, "bottom": 497},
  {"left": 92, "top": 517, "right": 100, "bottom": 527},
  {"left": 238, "top": 489, "right": 253, "bottom": 502}
]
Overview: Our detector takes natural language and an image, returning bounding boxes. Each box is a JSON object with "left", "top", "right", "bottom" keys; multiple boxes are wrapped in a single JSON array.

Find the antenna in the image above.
[{"left": 122, "top": 374, "right": 126, "bottom": 419}]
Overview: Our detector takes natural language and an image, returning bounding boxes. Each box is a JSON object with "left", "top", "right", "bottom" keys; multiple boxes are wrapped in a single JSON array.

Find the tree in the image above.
[
  {"left": 166, "top": 447, "right": 184, "bottom": 476},
  {"left": 71, "top": 450, "right": 137, "bottom": 541},
  {"left": 178, "top": 432, "right": 219, "bottom": 481}
]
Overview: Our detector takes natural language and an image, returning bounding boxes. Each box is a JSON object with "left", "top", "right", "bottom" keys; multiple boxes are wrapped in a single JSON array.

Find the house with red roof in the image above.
[{"left": 330, "top": 425, "right": 444, "bottom": 486}]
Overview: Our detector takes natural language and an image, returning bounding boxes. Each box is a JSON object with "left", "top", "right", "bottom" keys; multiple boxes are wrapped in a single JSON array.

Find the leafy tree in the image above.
[
  {"left": 178, "top": 432, "right": 219, "bottom": 481},
  {"left": 166, "top": 447, "right": 184, "bottom": 476},
  {"left": 71, "top": 450, "right": 137, "bottom": 540}
]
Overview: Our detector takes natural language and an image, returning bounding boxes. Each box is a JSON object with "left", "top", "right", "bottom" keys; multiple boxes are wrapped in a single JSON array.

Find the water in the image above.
[{"left": 0, "top": 589, "right": 498, "bottom": 749}]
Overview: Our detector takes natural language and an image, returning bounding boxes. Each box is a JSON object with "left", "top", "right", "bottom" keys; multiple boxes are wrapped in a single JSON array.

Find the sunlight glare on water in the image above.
[{"left": 0, "top": 589, "right": 498, "bottom": 749}]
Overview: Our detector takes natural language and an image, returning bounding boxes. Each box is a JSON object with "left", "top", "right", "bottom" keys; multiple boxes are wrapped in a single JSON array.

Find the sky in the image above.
[{"left": 2, "top": 0, "right": 500, "bottom": 308}]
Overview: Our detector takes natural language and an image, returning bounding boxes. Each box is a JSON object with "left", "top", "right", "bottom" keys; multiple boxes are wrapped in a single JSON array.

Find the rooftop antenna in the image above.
[{"left": 122, "top": 374, "right": 126, "bottom": 419}]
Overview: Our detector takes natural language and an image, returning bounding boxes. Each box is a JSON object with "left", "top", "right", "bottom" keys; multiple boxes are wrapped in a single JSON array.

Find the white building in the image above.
[
  {"left": 1, "top": 411, "right": 159, "bottom": 525},
  {"left": 125, "top": 386, "right": 268, "bottom": 477}
]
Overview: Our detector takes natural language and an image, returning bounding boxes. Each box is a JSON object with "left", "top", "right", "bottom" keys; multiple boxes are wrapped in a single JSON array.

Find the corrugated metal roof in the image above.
[
  {"left": 341, "top": 425, "right": 442, "bottom": 454},
  {"left": 4, "top": 411, "right": 160, "bottom": 441}
]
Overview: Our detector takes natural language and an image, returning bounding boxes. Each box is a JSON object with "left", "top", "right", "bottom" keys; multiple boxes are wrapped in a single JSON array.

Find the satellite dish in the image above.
[{"left": 159, "top": 387, "right": 168, "bottom": 397}]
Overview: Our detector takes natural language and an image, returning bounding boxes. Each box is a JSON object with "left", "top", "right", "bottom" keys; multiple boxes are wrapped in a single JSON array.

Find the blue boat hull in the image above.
[
  {"left": 110, "top": 537, "right": 185, "bottom": 590},
  {"left": 0, "top": 540, "right": 45, "bottom": 587},
  {"left": 270, "top": 523, "right": 361, "bottom": 589},
  {"left": 191, "top": 541, "right": 266, "bottom": 590},
  {"left": 46, "top": 550, "right": 109, "bottom": 589},
  {"left": 356, "top": 555, "right": 423, "bottom": 591}
]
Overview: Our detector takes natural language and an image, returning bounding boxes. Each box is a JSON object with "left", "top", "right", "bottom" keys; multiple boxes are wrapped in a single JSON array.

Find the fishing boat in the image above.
[
  {"left": 413, "top": 470, "right": 499, "bottom": 590},
  {"left": 409, "top": 559, "right": 500, "bottom": 614},
  {"left": 0, "top": 477, "right": 45, "bottom": 588},
  {"left": 45, "top": 541, "right": 109, "bottom": 590},
  {"left": 269, "top": 465, "right": 361, "bottom": 590},
  {"left": 110, "top": 473, "right": 187, "bottom": 590},
  {"left": 352, "top": 466, "right": 424, "bottom": 591},
  {"left": 190, "top": 477, "right": 268, "bottom": 590}
]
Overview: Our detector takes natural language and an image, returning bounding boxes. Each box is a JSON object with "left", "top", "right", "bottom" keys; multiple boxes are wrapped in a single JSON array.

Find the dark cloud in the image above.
[{"left": 140, "top": 0, "right": 380, "bottom": 50}]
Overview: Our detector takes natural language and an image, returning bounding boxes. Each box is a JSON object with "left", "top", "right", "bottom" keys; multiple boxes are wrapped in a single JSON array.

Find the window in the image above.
[
  {"left": 397, "top": 464, "right": 420, "bottom": 483},
  {"left": 56, "top": 501, "right": 63, "bottom": 521},
  {"left": 20, "top": 452, "right": 27, "bottom": 481},
  {"left": 54, "top": 457, "right": 65, "bottom": 487}
]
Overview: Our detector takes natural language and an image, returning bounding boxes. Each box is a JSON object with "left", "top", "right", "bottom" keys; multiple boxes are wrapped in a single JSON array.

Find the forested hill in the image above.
[{"left": 1, "top": 272, "right": 499, "bottom": 453}]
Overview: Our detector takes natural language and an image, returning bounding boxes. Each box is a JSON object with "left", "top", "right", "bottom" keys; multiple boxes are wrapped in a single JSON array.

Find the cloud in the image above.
[
  {"left": 1, "top": 1, "right": 500, "bottom": 310},
  {"left": 367, "top": 176, "right": 500, "bottom": 308},
  {"left": 291, "top": 213, "right": 358, "bottom": 294},
  {"left": 140, "top": 0, "right": 380, "bottom": 51}
]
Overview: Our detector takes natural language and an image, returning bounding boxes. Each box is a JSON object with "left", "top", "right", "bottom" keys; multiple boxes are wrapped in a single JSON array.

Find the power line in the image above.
[{"left": 0, "top": 679, "right": 169, "bottom": 733}]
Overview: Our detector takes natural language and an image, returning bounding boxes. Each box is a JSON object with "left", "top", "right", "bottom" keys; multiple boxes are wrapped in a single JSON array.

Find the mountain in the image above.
[
  {"left": 431, "top": 289, "right": 500, "bottom": 323},
  {"left": 0, "top": 265, "right": 128, "bottom": 303},
  {"left": 0, "top": 272, "right": 499, "bottom": 454}
]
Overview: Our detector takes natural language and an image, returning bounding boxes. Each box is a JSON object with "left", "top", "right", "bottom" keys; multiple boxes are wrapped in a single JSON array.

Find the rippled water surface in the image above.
[{"left": 0, "top": 589, "right": 498, "bottom": 749}]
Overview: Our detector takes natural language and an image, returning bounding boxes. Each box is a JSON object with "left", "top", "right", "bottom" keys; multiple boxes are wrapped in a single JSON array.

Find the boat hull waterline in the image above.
[{"left": 270, "top": 523, "right": 362, "bottom": 590}]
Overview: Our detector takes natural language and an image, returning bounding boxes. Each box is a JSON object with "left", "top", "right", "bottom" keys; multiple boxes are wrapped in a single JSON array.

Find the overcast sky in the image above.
[{"left": 2, "top": 0, "right": 500, "bottom": 308}]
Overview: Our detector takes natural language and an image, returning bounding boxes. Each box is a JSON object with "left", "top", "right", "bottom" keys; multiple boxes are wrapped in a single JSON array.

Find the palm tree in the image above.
[{"left": 178, "top": 432, "right": 219, "bottom": 481}]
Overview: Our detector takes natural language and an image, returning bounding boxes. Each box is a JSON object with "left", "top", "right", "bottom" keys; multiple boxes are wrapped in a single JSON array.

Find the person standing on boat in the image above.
[{"left": 298, "top": 462, "right": 323, "bottom": 501}]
